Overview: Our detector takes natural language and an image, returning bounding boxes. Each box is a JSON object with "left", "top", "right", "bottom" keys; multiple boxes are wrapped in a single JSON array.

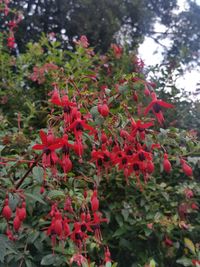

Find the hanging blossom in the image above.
[
  {"left": 144, "top": 92, "right": 174, "bottom": 125},
  {"left": 32, "top": 130, "right": 62, "bottom": 168}
]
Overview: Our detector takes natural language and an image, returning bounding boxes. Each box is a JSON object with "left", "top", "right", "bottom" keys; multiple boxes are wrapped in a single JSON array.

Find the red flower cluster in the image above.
[{"left": 2, "top": 194, "right": 26, "bottom": 240}]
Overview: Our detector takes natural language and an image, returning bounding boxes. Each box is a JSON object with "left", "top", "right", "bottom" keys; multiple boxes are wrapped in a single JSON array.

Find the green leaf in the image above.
[
  {"left": 0, "top": 236, "right": 7, "bottom": 263},
  {"left": 176, "top": 257, "right": 192, "bottom": 266},
  {"left": 149, "top": 259, "right": 156, "bottom": 267},
  {"left": 121, "top": 208, "right": 129, "bottom": 221},
  {"left": 184, "top": 238, "right": 196, "bottom": 254},
  {"left": 25, "top": 192, "right": 47, "bottom": 205},
  {"left": 105, "top": 262, "right": 112, "bottom": 267},
  {"left": 41, "top": 254, "right": 56, "bottom": 265},
  {"left": 0, "top": 234, "right": 17, "bottom": 263},
  {"left": 47, "top": 190, "right": 66, "bottom": 200},
  {"left": 32, "top": 166, "right": 44, "bottom": 183},
  {"left": 25, "top": 259, "right": 33, "bottom": 267}
]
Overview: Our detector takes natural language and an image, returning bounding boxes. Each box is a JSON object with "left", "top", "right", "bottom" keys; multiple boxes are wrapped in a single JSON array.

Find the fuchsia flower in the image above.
[
  {"left": 50, "top": 90, "right": 77, "bottom": 124},
  {"left": 163, "top": 153, "right": 172, "bottom": 173},
  {"left": 67, "top": 111, "right": 96, "bottom": 140},
  {"left": 98, "top": 99, "right": 109, "bottom": 117},
  {"left": 74, "top": 35, "right": 89, "bottom": 48},
  {"left": 59, "top": 134, "right": 73, "bottom": 173},
  {"left": 70, "top": 253, "right": 88, "bottom": 267},
  {"left": 130, "top": 118, "right": 154, "bottom": 140},
  {"left": 7, "top": 36, "right": 15, "bottom": 49},
  {"left": 2, "top": 198, "right": 12, "bottom": 221},
  {"left": 144, "top": 92, "right": 174, "bottom": 125},
  {"left": 91, "top": 190, "right": 99, "bottom": 212},
  {"left": 192, "top": 260, "right": 200, "bottom": 266},
  {"left": 180, "top": 159, "right": 193, "bottom": 177},
  {"left": 32, "top": 130, "right": 62, "bottom": 167},
  {"left": 111, "top": 44, "right": 123, "bottom": 59}
]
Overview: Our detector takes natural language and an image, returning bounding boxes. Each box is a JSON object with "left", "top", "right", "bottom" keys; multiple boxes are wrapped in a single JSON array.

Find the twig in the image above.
[{"left": 15, "top": 154, "right": 43, "bottom": 189}]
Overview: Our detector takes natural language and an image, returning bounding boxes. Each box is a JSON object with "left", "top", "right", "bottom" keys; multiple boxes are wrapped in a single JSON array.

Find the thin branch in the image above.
[{"left": 15, "top": 153, "right": 43, "bottom": 189}]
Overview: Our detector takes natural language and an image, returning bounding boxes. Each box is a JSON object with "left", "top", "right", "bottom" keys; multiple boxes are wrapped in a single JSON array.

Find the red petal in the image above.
[
  {"left": 32, "top": 144, "right": 45, "bottom": 150},
  {"left": 140, "top": 122, "right": 154, "bottom": 129},
  {"left": 39, "top": 130, "right": 47, "bottom": 145},
  {"left": 49, "top": 143, "right": 62, "bottom": 150},
  {"left": 51, "top": 98, "right": 63, "bottom": 106},
  {"left": 157, "top": 100, "right": 174, "bottom": 109},
  {"left": 144, "top": 101, "right": 154, "bottom": 115}
]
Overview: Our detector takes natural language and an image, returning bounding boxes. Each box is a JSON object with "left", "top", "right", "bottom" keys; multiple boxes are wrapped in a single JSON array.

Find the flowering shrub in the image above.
[{"left": 0, "top": 2, "right": 200, "bottom": 267}]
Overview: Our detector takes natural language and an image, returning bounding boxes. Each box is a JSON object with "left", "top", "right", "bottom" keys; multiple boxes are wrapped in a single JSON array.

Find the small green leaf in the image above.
[
  {"left": 47, "top": 190, "right": 66, "bottom": 200},
  {"left": 184, "top": 238, "right": 196, "bottom": 254},
  {"left": 150, "top": 259, "right": 156, "bottom": 267},
  {"left": 25, "top": 192, "right": 46, "bottom": 205},
  {"left": 41, "top": 254, "right": 56, "bottom": 265},
  {"left": 105, "top": 262, "right": 112, "bottom": 267},
  {"left": 33, "top": 166, "right": 44, "bottom": 183},
  {"left": 176, "top": 257, "right": 192, "bottom": 266}
]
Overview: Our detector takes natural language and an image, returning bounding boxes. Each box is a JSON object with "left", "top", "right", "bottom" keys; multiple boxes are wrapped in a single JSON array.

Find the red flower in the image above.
[
  {"left": 192, "top": 260, "right": 200, "bottom": 266},
  {"left": 7, "top": 36, "right": 15, "bottom": 49},
  {"left": 144, "top": 92, "right": 174, "bottom": 125},
  {"left": 104, "top": 247, "right": 111, "bottom": 263},
  {"left": 16, "top": 202, "right": 26, "bottom": 221},
  {"left": 111, "top": 44, "right": 123, "bottom": 59},
  {"left": 32, "top": 130, "right": 62, "bottom": 167},
  {"left": 98, "top": 100, "right": 109, "bottom": 117},
  {"left": 164, "top": 236, "right": 173, "bottom": 246},
  {"left": 2, "top": 198, "right": 12, "bottom": 221},
  {"left": 67, "top": 112, "right": 95, "bottom": 140},
  {"left": 91, "top": 190, "right": 99, "bottom": 212},
  {"left": 180, "top": 159, "right": 193, "bottom": 177},
  {"left": 163, "top": 153, "right": 172, "bottom": 173},
  {"left": 50, "top": 91, "right": 77, "bottom": 124},
  {"left": 191, "top": 202, "right": 198, "bottom": 210},
  {"left": 70, "top": 253, "right": 88, "bottom": 267},
  {"left": 13, "top": 215, "right": 21, "bottom": 232},
  {"left": 130, "top": 118, "right": 154, "bottom": 140},
  {"left": 59, "top": 134, "right": 73, "bottom": 173}
]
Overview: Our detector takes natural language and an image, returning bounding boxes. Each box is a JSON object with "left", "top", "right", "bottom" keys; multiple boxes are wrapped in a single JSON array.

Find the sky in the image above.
[{"left": 138, "top": 0, "right": 200, "bottom": 100}]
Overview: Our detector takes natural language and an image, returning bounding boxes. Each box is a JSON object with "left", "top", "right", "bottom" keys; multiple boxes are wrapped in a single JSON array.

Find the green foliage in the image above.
[{"left": 0, "top": 14, "right": 200, "bottom": 267}]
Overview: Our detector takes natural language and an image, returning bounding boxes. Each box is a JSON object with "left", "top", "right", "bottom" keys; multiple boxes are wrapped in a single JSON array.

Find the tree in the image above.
[{"left": 2, "top": 0, "right": 177, "bottom": 52}]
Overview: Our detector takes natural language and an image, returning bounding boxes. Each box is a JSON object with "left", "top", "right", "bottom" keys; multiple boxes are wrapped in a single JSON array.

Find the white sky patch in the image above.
[{"left": 138, "top": 0, "right": 200, "bottom": 100}]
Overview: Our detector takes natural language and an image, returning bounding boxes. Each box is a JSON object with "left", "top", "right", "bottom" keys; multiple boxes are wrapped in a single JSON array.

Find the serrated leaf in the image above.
[
  {"left": 184, "top": 238, "right": 196, "bottom": 254},
  {"left": 47, "top": 190, "right": 66, "bottom": 200}
]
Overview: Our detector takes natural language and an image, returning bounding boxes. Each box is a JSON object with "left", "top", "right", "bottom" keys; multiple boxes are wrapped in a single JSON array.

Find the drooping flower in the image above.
[
  {"left": 163, "top": 153, "right": 172, "bottom": 173},
  {"left": 91, "top": 190, "right": 99, "bottom": 212},
  {"left": 111, "top": 44, "right": 123, "bottom": 59},
  {"left": 50, "top": 91, "right": 77, "bottom": 124},
  {"left": 59, "top": 134, "right": 73, "bottom": 173},
  {"left": 67, "top": 112, "right": 96, "bottom": 140},
  {"left": 98, "top": 100, "right": 109, "bottom": 117},
  {"left": 32, "top": 130, "right": 62, "bottom": 168},
  {"left": 2, "top": 198, "right": 12, "bottom": 221},
  {"left": 13, "top": 215, "right": 21, "bottom": 232},
  {"left": 144, "top": 92, "right": 174, "bottom": 125},
  {"left": 180, "top": 159, "right": 193, "bottom": 177},
  {"left": 130, "top": 118, "right": 154, "bottom": 140}
]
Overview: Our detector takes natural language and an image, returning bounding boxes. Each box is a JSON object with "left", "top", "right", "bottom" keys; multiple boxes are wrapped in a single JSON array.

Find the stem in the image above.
[{"left": 15, "top": 154, "right": 43, "bottom": 189}]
